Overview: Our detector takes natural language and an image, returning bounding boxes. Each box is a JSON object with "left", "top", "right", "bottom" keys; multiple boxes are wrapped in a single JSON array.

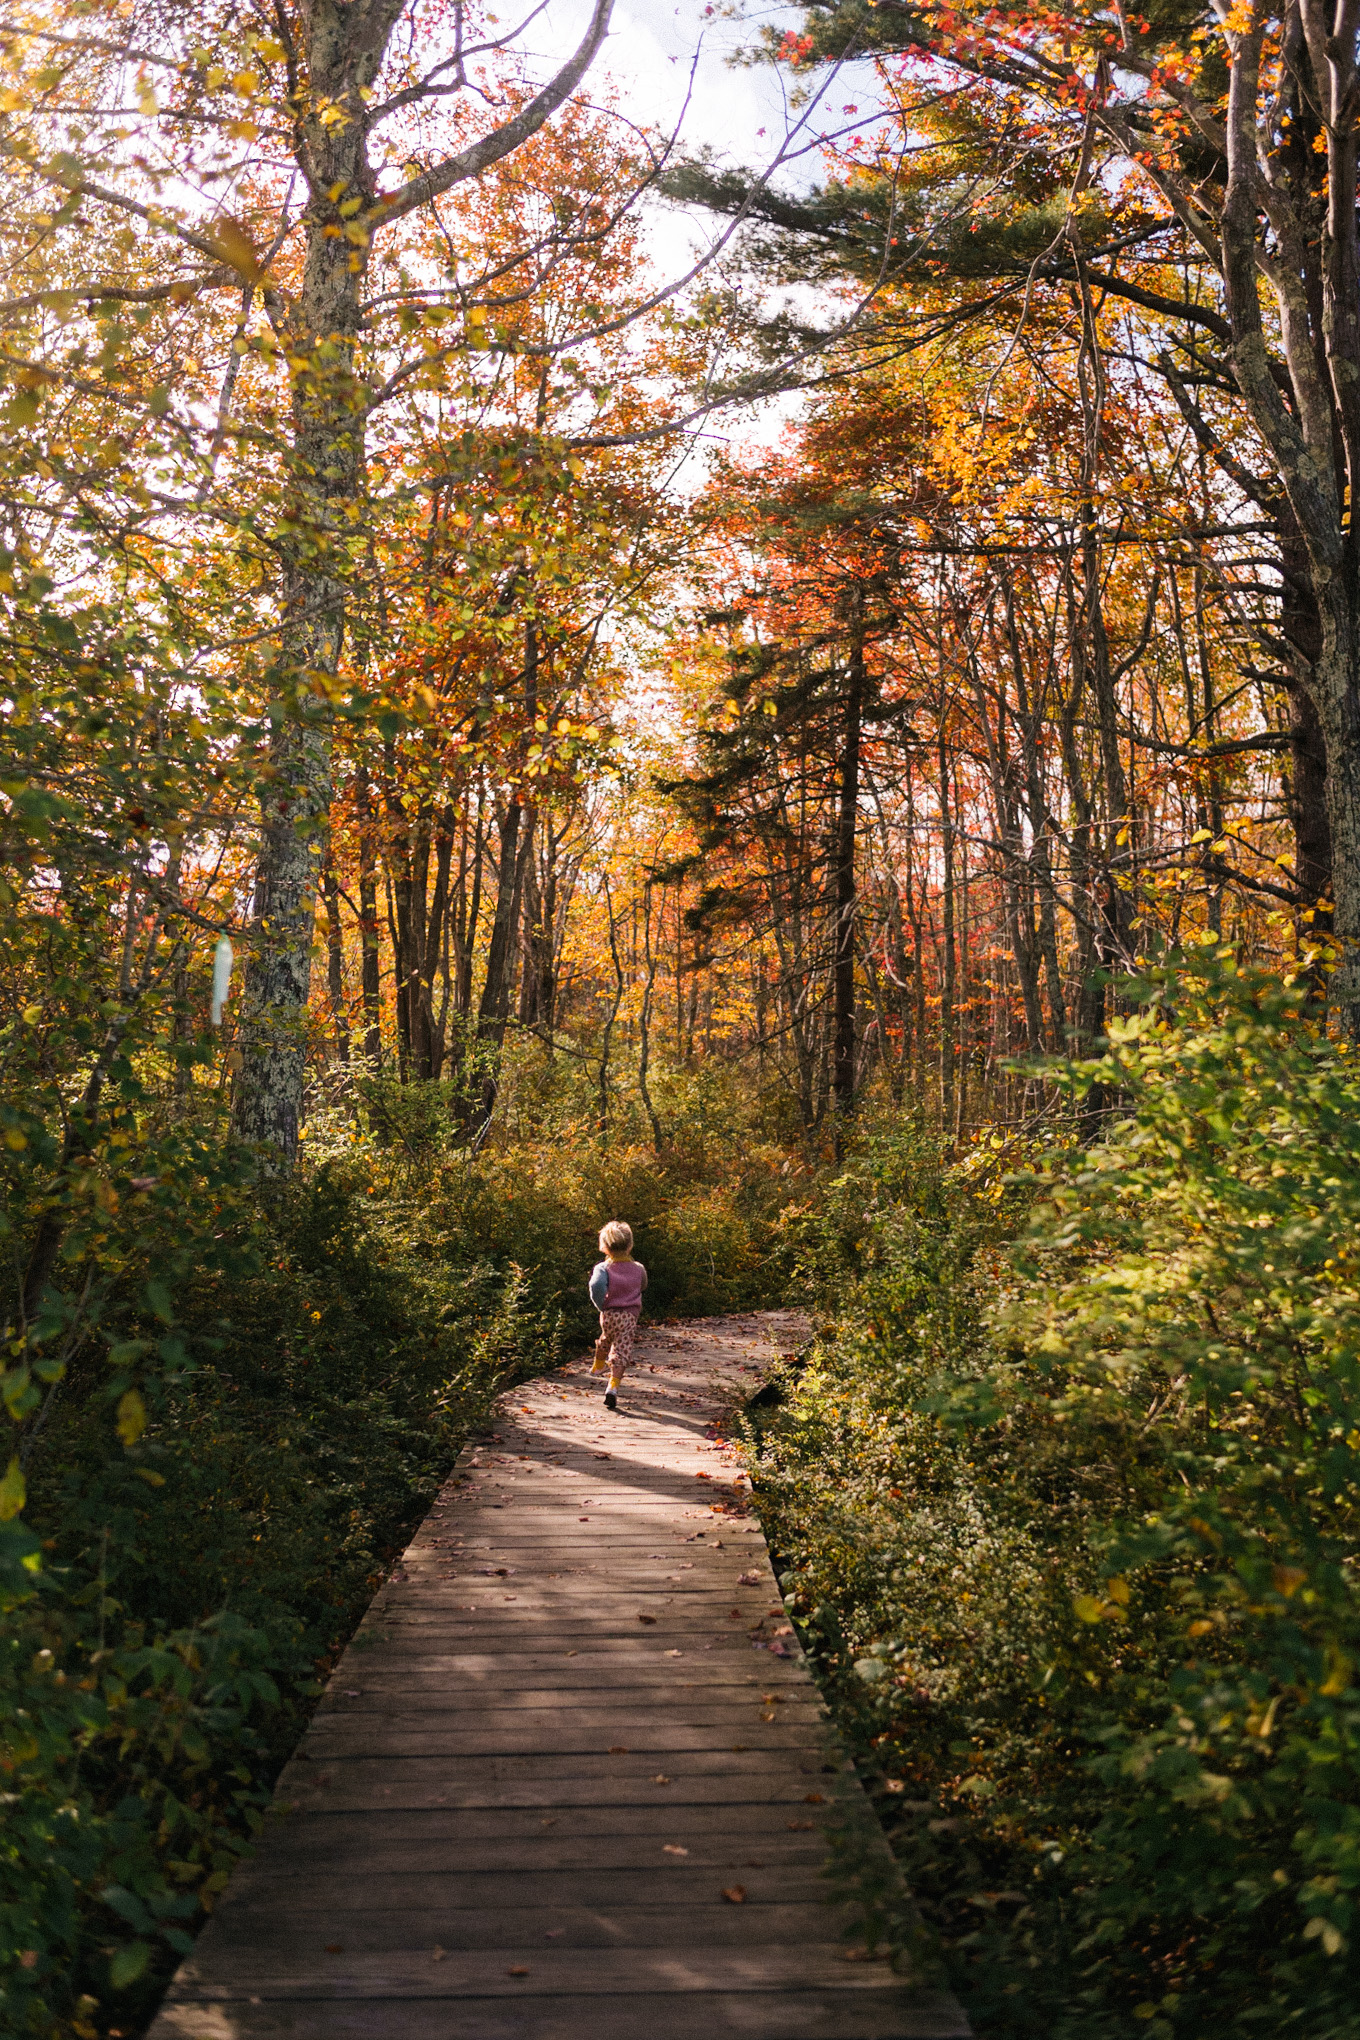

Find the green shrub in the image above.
[
  {"left": 3, "top": 1160, "right": 533, "bottom": 2036},
  {"left": 4, "top": 1038, "right": 806, "bottom": 2036},
  {"left": 750, "top": 959, "right": 1360, "bottom": 2038}
]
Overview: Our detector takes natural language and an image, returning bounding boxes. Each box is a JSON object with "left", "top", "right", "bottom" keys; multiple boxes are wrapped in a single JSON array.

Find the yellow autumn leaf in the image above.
[
  {"left": 206, "top": 217, "right": 264, "bottom": 283},
  {"left": 1319, "top": 1653, "right": 1351, "bottom": 1698},
  {"left": 116, "top": 1389, "right": 147, "bottom": 1446},
  {"left": 0, "top": 1456, "right": 25, "bottom": 1521}
]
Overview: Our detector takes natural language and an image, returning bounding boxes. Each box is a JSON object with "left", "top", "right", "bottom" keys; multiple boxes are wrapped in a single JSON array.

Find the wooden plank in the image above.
[
  {"left": 146, "top": 1313, "right": 969, "bottom": 2040},
  {"left": 220, "top": 1867, "right": 840, "bottom": 1907},
  {"left": 167, "top": 1943, "right": 943, "bottom": 1998},
  {"left": 235, "top": 1803, "right": 853, "bottom": 1859},
  {"left": 302, "top": 1727, "right": 825, "bottom": 1757},
  {"left": 169, "top": 1903, "right": 870, "bottom": 1952},
  {"left": 149, "top": 1988, "right": 969, "bottom": 2040}
]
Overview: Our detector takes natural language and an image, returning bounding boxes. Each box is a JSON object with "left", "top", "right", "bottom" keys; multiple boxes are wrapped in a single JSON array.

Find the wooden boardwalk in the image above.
[{"left": 149, "top": 1311, "right": 968, "bottom": 2040}]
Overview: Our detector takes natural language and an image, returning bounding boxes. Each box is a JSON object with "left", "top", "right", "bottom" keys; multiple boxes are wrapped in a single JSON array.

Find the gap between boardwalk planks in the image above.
[{"left": 147, "top": 1309, "right": 970, "bottom": 2040}]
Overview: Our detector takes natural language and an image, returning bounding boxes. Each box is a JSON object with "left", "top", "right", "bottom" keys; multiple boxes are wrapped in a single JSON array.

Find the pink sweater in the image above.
[{"left": 590, "top": 1258, "right": 647, "bottom": 1314}]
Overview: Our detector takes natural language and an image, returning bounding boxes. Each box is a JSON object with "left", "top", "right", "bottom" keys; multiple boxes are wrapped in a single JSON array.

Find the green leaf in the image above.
[
  {"left": 145, "top": 1279, "right": 174, "bottom": 1324},
  {"left": 109, "top": 1940, "right": 152, "bottom": 1989},
  {"left": 108, "top": 1339, "right": 153, "bottom": 1365},
  {"left": 0, "top": 1514, "right": 43, "bottom": 1595}
]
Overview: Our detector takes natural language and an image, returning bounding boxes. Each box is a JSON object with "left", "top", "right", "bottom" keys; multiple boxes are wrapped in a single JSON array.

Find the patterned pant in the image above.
[{"left": 597, "top": 1309, "right": 638, "bottom": 1382}]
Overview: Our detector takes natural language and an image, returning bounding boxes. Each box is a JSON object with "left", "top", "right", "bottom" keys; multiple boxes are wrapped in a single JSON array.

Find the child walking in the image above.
[{"left": 589, "top": 1220, "right": 647, "bottom": 1411}]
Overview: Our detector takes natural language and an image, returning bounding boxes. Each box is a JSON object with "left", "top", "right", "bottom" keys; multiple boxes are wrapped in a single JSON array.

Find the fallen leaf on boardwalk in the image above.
[
  {"left": 696, "top": 1472, "right": 712, "bottom": 1480},
  {"left": 637, "top": 1613, "right": 657, "bottom": 1625},
  {"left": 721, "top": 1886, "right": 747, "bottom": 1903},
  {"left": 731, "top": 1743, "right": 748, "bottom": 1751},
  {"left": 507, "top": 1965, "right": 530, "bottom": 1976},
  {"left": 609, "top": 1745, "right": 629, "bottom": 1753},
  {"left": 665, "top": 1649, "right": 683, "bottom": 1657},
  {"left": 662, "top": 1844, "right": 689, "bottom": 1855},
  {"left": 654, "top": 1773, "right": 672, "bottom": 1784},
  {"left": 431, "top": 1947, "right": 446, "bottom": 1962},
  {"left": 737, "top": 1571, "right": 761, "bottom": 1585},
  {"left": 324, "top": 1944, "right": 343, "bottom": 1953},
  {"left": 804, "top": 1792, "right": 826, "bottom": 1804}
]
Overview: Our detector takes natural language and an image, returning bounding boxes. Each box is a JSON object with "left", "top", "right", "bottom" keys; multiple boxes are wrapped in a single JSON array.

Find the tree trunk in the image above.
[
  {"left": 479, "top": 800, "right": 526, "bottom": 1042},
  {"left": 598, "top": 878, "right": 626, "bottom": 1145},
  {"left": 832, "top": 611, "right": 865, "bottom": 1151},
  {"left": 938, "top": 732, "right": 957, "bottom": 1140},
  {"left": 323, "top": 851, "right": 348, "bottom": 1063},
  {"left": 639, "top": 885, "right": 664, "bottom": 1151},
  {"left": 1279, "top": 530, "right": 1335, "bottom": 923},
  {"left": 457, "top": 780, "right": 486, "bottom": 1016},
  {"left": 358, "top": 776, "right": 382, "bottom": 1067},
  {"left": 230, "top": 0, "right": 616, "bottom": 1159},
  {"left": 232, "top": 13, "right": 377, "bottom": 1161}
]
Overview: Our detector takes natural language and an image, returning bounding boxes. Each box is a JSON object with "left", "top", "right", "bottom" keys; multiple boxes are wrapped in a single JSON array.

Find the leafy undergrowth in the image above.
[
  {"left": 3, "top": 1050, "right": 802, "bottom": 2039},
  {"left": 749, "top": 961, "right": 1360, "bottom": 2040}
]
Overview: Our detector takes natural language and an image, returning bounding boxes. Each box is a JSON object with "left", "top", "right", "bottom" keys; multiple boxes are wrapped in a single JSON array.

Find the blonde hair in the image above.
[{"left": 599, "top": 1219, "right": 633, "bottom": 1254}]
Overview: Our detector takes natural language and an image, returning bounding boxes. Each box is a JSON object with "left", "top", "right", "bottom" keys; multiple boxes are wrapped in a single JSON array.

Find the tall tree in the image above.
[{"left": 2, "top": 0, "right": 616, "bottom": 1163}]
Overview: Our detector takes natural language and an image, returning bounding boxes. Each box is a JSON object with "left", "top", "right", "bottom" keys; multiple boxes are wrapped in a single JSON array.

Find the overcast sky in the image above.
[
  {"left": 562, "top": 0, "right": 804, "bottom": 160},
  {"left": 526, "top": 0, "right": 872, "bottom": 456}
]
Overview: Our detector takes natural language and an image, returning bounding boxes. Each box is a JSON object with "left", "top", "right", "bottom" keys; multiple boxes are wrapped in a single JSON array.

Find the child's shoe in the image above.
[{"left": 604, "top": 1383, "right": 618, "bottom": 1411}]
